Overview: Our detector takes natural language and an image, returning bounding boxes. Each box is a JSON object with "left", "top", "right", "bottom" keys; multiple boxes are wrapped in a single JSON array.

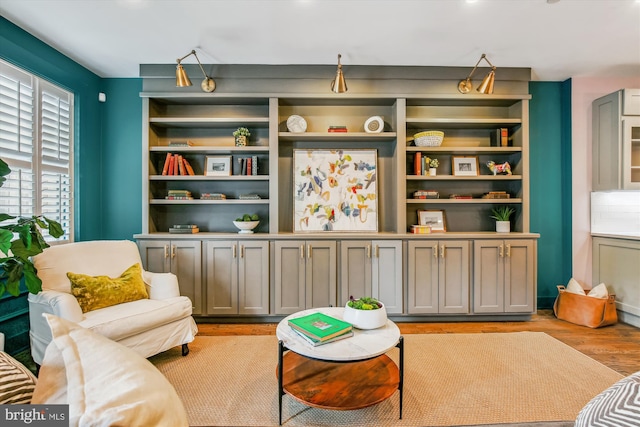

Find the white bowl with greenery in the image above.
[
  {"left": 343, "top": 297, "right": 387, "bottom": 330},
  {"left": 232, "top": 220, "right": 259, "bottom": 234}
]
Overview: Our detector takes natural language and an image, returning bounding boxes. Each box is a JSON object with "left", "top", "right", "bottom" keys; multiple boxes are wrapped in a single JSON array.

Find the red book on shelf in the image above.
[
  {"left": 247, "top": 157, "right": 252, "bottom": 176},
  {"left": 178, "top": 155, "right": 186, "bottom": 175},
  {"left": 414, "top": 152, "right": 422, "bottom": 175},
  {"left": 167, "top": 154, "right": 175, "bottom": 175},
  {"left": 161, "top": 152, "right": 172, "bottom": 176},
  {"left": 183, "top": 158, "right": 195, "bottom": 176}
]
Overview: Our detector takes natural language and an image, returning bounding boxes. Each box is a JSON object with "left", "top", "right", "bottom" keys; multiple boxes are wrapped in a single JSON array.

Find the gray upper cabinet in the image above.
[
  {"left": 339, "top": 240, "right": 403, "bottom": 314},
  {"left": 592, "top": 88, "right": 640, "bottom": 191},
  {"left": 273, "top": 240, "right": 337, "bottom": 314},
  {"left": 407, "top": 240, "right": 470, "bottom": 314}
]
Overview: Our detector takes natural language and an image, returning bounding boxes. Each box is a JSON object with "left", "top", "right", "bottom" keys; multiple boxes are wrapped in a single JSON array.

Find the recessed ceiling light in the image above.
[{"left": 547, "top": 0, "right": 561, "bottom": 3}]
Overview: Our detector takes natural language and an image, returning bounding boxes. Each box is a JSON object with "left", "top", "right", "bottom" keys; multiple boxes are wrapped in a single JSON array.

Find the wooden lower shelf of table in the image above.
[{"left": 278, "top": 350, "right": 400, "bottom": 410}]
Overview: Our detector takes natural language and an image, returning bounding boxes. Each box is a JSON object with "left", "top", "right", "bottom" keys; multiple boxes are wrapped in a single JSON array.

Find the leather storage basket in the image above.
[{"left": 553, "top": 285, "right": 617, "bottom": 328}]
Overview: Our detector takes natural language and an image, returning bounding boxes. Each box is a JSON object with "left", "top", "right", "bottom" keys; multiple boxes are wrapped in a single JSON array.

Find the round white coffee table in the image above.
[{"left": 275, "top": 307, "right": 404, "bottom": 425}]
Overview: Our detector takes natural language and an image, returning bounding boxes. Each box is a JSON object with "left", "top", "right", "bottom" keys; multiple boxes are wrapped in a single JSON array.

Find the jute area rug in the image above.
[{"left": 149, "top": 332, "right": 623, "bottom": 427}]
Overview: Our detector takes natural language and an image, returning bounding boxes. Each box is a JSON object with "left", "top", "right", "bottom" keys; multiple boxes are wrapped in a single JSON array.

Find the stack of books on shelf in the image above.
[
  {"left": 411, "top": 225, "right": 432, "bottom": 234},
  {"left": 288, "top": 312, "right": 353, "bottom": 347},
  {"left": 327, "top": 125, "right": 348, "bottom": 133},
  {"left": 162, "top": 153, "right": 195, "bottom": 176},
  {"left": 169, "top": 224, "right": 199, "bottom": 234},
  {"left": 239, "top": 194, "right": 261, "bottom": 200},
  {"left": 234, "top": 156, "right": 258, "bottom": 176},
  {"left": 482, "top": 191, "right": 511, "bottom": 199},
  {"left": 449, "top": 194, "right": 473, "bottom": 199},
  {"left": 200, "top": 193, "right": 226, "bottom": 200},
  {"left": 489, "top": 128, "right": 510, "bottom": 147},
  {"left": 168, "top": 140, "right": 194, "bottom": 147},
  {"left": 165, "top": 190, "right": 193, "bottom": 200},
  {"left": 413, "top": 190, "right": 439, "bottom": 199}
]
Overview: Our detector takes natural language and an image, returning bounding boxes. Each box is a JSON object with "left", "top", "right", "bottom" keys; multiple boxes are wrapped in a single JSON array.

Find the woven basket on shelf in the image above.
[{"left": 414, "top": 131, "right": 444, "bottom": 147}]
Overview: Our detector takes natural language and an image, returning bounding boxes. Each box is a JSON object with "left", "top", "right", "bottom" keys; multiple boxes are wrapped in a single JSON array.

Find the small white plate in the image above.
[{"left": 287, "top": 115, "right": 307, "bottom": 133}]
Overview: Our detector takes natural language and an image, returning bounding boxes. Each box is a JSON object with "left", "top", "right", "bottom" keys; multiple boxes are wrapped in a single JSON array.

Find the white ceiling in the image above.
[{"left": 1, "top": 0, "right": 639, "bottom": 81}]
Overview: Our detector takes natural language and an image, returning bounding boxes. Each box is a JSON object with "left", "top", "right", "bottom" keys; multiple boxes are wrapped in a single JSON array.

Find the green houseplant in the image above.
[
  {"left": 490, "top": 205, "right": 515, "bottom": 233},
  {"left": 233, "top": 127, "right": 251, "bottom": 146},
  {"left": 0, "top": 158, "right": 63, "bottom": 298}
]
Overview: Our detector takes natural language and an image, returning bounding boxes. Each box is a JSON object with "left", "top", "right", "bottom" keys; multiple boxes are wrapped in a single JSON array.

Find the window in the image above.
[{"left": 0, "top": 59, "right": 73, "bottom": 242}]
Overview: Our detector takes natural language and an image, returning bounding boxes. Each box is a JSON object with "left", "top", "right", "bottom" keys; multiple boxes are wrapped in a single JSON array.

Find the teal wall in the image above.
[
  {"left": 101, "top": 79, "right": 143, "bottom": 239},
  {"left": 529, "top": 81, "right": 572, "bottom": 308}
]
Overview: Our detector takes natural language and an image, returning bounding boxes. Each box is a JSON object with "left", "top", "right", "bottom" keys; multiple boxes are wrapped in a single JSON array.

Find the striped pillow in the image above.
[
  {"left": 0, "top": 351, "right": 37, "bottom": 404},
  {"left": 575, "top": 370, "right": 640, "bottom": 426}
]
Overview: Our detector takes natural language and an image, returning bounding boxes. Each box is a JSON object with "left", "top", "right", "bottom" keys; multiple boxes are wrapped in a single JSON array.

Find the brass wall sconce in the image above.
[
  {"left": 458, "top": 53, "right": 496, "bottom": 94},
  {"left": 330, "top": 54, "right": 348, "bottom": 93},
  {"left": 176, "top": 49, "right": 216, "bottom": 93}
]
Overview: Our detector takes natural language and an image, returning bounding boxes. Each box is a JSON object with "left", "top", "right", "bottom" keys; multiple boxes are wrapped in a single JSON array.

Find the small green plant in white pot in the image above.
[{"left": 490, "top": 205, "right": 515, "bottom": 233}]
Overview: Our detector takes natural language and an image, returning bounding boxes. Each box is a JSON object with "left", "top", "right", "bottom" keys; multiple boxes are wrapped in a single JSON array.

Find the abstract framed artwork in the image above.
[{"left": 293, "top": 149, "right": 378, "bottom": 232}]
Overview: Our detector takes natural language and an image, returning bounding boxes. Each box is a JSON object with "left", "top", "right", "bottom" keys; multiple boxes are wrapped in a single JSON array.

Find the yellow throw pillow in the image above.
[{"left": 68, "top": 263, "right": 148, "bottom": 313}]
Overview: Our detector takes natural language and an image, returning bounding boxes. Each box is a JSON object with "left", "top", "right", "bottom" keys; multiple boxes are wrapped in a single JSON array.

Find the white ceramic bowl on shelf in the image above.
[
  {"left": 232, "top": 220, "right": 259, "bottom": 234},
  {"left": 343, "top": 302, "right": 387, "bottom": 330}
]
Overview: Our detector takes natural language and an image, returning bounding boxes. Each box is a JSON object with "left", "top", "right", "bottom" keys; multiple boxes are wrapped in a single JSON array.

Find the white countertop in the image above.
[{"left": 276, "top": 307, "right": 400, "bottom": 362}]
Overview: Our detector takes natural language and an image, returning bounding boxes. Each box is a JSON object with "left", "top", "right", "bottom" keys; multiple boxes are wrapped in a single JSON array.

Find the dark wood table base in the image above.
[{"left": 277, "top": 337, "right": 404, "bottom": 425}]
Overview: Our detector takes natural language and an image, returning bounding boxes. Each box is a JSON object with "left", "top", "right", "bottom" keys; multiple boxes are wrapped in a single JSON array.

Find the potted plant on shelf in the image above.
[
  {"left": 343, "top": 296, "right": 387, "bottom": 329},
  {"left": 0, "top": 158, "right": 63, "bottom": 298},
  {"left": 428, "top": 157, "right": 439, "bottom": 176},
  {"left": 490, "top": 205, "right": 515, "bottom": 233},
  {"left": 233, "top": 127, "right": 251, "bottom": 147}
]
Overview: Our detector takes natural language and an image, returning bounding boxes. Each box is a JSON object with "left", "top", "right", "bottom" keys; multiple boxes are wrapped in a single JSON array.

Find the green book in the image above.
[
  {"left": 291, "top": 327, "right": 353, "bottom": 346},
  {"left": 288, "top": 312, "right": 352, "bottom": 342}
]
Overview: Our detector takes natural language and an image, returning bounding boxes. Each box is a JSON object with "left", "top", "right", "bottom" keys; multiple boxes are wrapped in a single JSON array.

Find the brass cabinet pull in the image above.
[
  {"left": 171, "top": 245, "right": 176, "bottom": 259},
  {"left": 433, "top": 245, "right": 438, "bottom": 258},
  {"left": 499, "top": 244, "right": 504, "bottom": 258},
  {"left": 308, "top": 244, "right": 312, "bottom": 259},
  {"left": 300, "top": 244, "right": 304, "bottom": 259},
  {"left": 240, "top": 245, "right": 245, "bottom": 258},
  {"left": 367, "top": 244, "right": 371, "bottom": 258},
  {"left": 233, "top": 244, "right": 237, "bottom": 258},
  {"left": 506, "top": 243, "right": 511, "bottom": 257},
  {"left": 375, "top": 245, "right": 379, "bottom": 258},
  {"left": 440, "top": 244, "right": 445, "bottom": 258},
  {"left": 164, "top": 245, "right": 169, "bottom": 259}
]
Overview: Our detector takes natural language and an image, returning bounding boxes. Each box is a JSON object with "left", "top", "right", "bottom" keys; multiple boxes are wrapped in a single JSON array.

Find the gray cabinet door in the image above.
[
  {"left": 274, "top": 240, "right": 306, "bottom": 314},
  {"left": 473, "top": 240, "right": 504, "bottom": 313},
  {"left": 239, "top": 240, "right": 270, "bottom": 315},
  {"left": 138, "top": 240, "right": 171, "bottom": 274},
  {"left": 339, "top": 241, "right": 373, "bottom": 305},
  {"left": 138, "top": 239, "right": 202, "bottom": 315},
  {"left": 439, "top": 240, "right": 470, "bottom": 314},
  {"left": 504, "top": 239, "right": 536, "bottom": 313},
  {"left": 305, "top": 241, "right": 337, "bottom": 309},
  {"left": 592, "top": 90, "right": 622, "bottom": 191},
  {"left": 205, "top": 241, "right": 238, "bottom": 315},
  {"left": 407, "top": 241, "right": 439, "bottom": 314},
  {"left": 473, "top": 239, "right": 535, "bottom": 314},
  {"left": 170, "top": 240, "right": 203, "bottom": 315},
  {"left": 372, "top": 240, "right": 403, "bottom": 314}
]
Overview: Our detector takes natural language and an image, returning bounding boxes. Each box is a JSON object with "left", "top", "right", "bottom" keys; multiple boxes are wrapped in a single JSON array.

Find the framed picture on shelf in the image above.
[
  {"left": 452, "top": 156, "right": 479, "bottom": 176},
  {"left": 293, "top": 149, "right": 378, "bottom": 232},
  {"left": 418, "top": 209, "right": 446, "bottom": 232},
  {"left": 204, "top": 156, "right": 232, "bottom": 176}
]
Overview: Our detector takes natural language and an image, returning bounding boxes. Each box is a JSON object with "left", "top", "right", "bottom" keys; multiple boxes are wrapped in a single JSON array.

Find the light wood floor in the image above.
[{"left": 196, "top": 310, "right": 640, "bottom": 377}]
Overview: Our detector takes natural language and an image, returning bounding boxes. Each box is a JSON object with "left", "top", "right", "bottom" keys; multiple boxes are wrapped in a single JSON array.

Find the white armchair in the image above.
[{"left": 28, "top": 240, "right": 197, "bottom": 365}]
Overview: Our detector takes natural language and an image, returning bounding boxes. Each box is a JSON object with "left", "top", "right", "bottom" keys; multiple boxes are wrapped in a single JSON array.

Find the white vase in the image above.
[
  {"left": 343, "top": 302, "right": 387, "bottom": 329},
  {"left": 496, "top": 221, "right": 510, "bottom": 233},
  {"left": 429, "top": 168, "right": 437, "bottom": 176}
]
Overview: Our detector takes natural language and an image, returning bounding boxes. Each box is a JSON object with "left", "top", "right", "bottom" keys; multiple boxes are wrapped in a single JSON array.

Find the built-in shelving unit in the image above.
[{"left": 136, "top": 65, "right": 538, "bottom": 320}]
